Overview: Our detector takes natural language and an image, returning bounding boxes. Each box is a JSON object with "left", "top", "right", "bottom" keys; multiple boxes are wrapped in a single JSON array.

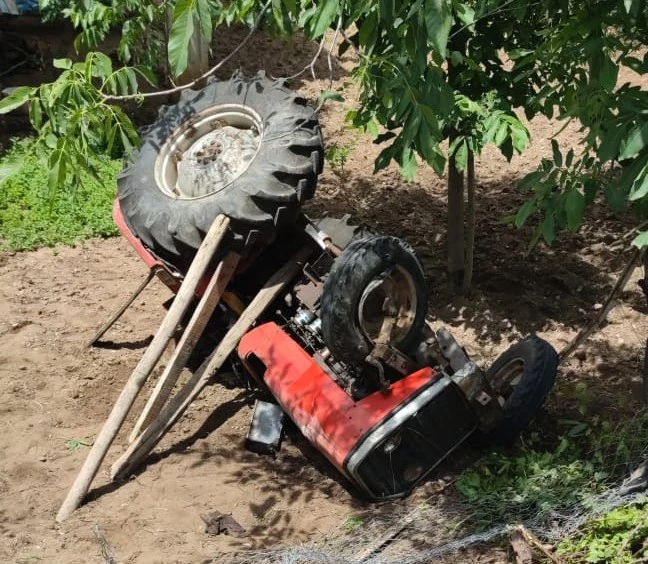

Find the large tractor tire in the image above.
[{"left": 118, "top": 72, "right": 323, "bottom": 269}]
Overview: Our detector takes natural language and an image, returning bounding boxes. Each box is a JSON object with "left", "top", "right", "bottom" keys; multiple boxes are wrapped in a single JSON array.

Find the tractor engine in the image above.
[{"left": 274, "top": 249, "right": 367, "bottom": 397}]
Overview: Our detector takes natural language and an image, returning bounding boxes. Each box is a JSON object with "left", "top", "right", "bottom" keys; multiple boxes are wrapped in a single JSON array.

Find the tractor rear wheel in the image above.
[{"left": 118, "top": 73, "right": 323, "bottom": 270}]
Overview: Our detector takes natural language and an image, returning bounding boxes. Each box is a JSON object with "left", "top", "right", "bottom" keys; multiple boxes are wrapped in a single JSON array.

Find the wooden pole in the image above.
[
  {"left": 86, "top": 269, "right": 156, "bottom": 348},
  {"left": 110, "top": 246, "right": 312, "bottom": 481},
  {"left": 129, "top": 251, "right": 240, "bottom": 442},
  {"left": 56, "top": 215, "right": 230, "bottom": 522}
]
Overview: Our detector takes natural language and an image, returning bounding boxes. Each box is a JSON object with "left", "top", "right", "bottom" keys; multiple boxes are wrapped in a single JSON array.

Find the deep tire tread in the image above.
[
  {"left": 118, "top": 73, "right": 323, "bottom": 268},
  {"left": 485, "top": 336, "right": 558, "bottom": 444},
  {"left": 320, "top": 236, "right": 428, "bottom": 366}
]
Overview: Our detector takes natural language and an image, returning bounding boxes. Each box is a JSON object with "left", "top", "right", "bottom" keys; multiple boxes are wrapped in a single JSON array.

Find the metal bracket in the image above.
[{"left": 435, "top": 327, "right": 471, "bottom": 372}]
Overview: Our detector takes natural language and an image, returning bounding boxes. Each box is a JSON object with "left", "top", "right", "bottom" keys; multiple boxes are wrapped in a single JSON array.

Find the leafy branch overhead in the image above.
[{"left": 0, "top": 0, "right": 647, "bottom": 249}]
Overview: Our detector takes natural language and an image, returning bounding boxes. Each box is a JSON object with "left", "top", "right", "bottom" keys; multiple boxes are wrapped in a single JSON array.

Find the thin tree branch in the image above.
[
  {"left": 327, "top": 14, "right": 343, "bottom": 88},
  {"left": 314, "top": 13, "right": 344, "bottom": 113},
  {"left": 102, "top": 0, "right": 272, "bottom": 102},
  {"left": 559, "top": 247, "right": 644, "bottom": 362},
  {"left": 277, "top": 34, "right": 327, "bottom": 82}
]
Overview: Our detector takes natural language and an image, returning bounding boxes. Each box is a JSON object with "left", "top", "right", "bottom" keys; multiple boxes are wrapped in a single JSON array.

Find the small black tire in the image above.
[
  {"left": 484, "top": 336, "right": 558, "bottom": 444},
  {"left": 320, "top": 236, "right": 428, "bottom": 366},
  {"left": 118, "top": 72, "right": 323, "bottom": 269}
]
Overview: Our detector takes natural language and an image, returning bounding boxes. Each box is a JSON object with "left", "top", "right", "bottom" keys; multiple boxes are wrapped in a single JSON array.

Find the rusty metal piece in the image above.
[
  {"left": 435, "top": 327, "right": 471, "bottom": 372},
  {"left": 451, "top": 361, "right": 503, "bottom": 432},
  {"left": 293, "top": 252, "right": 333, "bottom": 311},
  {"left": 364, "top": 354, "right": 389, "bottom": 394}
]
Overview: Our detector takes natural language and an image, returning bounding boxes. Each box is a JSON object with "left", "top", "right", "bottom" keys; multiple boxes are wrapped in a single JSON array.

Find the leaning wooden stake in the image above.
[
  {"left": 56, "top": 215, "right": 230, "bottom": 522},
  {"left": 129, "top": 251, "right": 240, "bottom": 442},
  {"left": 559, "top": 247, "right": 644, "bottom": 362},
  {"left": 86, "top": 268, "right": 157, "bottom": 348},
  {"left": 110, "top": 246, "right": 312, "bottom": 481}
]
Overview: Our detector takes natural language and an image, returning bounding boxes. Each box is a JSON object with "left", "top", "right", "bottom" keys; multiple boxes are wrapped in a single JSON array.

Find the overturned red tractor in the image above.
[{"left": 113, "top": 73, "right": 558, "bottom": 500}]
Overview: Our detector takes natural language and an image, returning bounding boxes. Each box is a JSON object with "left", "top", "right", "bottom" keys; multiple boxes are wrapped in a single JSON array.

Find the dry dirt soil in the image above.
[{"left": 1, "top": 23, "right": 647, "bottom": 564}]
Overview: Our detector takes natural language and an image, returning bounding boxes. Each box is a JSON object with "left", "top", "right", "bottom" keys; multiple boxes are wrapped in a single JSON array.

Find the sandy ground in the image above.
[{"left": 1, "top": 23, "right": 647, "bottom": 564}]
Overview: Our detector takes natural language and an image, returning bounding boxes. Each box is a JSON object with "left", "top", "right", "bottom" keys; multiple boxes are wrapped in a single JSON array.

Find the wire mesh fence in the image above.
[{"left": 220, "top": 409, "right": 648, "bottom": 563}]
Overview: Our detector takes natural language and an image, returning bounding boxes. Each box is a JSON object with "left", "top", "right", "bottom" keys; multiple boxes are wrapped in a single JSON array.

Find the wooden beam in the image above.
[
  {"left": 110, "top": 246, "right": 312, "bottom": 481},
  {"left": 129, "top": 251, "right": 240, "bottom": 442},
  {"left": 56, "top": 215, "right": 230, "bottom": 522}
]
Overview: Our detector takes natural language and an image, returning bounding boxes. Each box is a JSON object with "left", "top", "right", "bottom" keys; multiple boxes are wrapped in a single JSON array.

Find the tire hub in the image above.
[
  {"left": 155, "top": 104, "right": 263, "bottom": 200},
  {"left": 491, "top": 358, "right": 524, "bottom": 405},
  {"left": 357, "top": 266, "right": 418, "bottom": 345}
]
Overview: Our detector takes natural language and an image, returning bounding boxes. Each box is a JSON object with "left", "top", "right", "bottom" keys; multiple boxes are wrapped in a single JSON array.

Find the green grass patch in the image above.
[
  {"left": 0, "top": 139, "right": 121, "bottom": 251},
  {"left": 456, "top": 412, "right": 648, "bottom": 531},
  {"left": 557, "top": 503, "right": 648, "bottom": 563}
]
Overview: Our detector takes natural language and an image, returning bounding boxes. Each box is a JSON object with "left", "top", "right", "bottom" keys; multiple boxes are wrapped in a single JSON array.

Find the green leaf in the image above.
[
  {"left": 48, "top": 144, "right": 68, "bottom": 197},
  {"left": 318, "top": 90, "right": 344, "bottom": 103},
  {"left": 424, "top": 0, "right": 452, "bottom": 58},
  {"left": 565, "top": 148, "right": 574, "bottom": 168},
  {"left": 366, "top": 119, "right": 379, "bottom": 138},
  {"left": 0, "top": 155, "right": 22, "bottom": 186},
  {"left": 629, "top": 170, "right": 648, "bottom": 201},
  {"left": 358, "top": 11, "right": 378, "bottom": 49},
  {"left": 399, "top": 146, "right": 418, "bottom": 180},
  {"left": 89, "top": 52, "right": 113, "bottom": 79},
  {"left": 598, "top": 54, "right": 618, "bottom": 92},
  {"left": 453, "top": 140, "right": 468, "bottom": 172},
  {"left": 378, "top": 0, "right": 394, "bottom": 22},
  {"left": 53, "top": 58, "right": 72, "bottom": 70},
  {"left": 418, "top": 120, "right": 445, "bottom": 174},
  {"left": 65, "top": 438, "right": 92, "bottom": 451},
  {"left": 309, "top": 0, "right": 339, "bottom": 38},
  {"left": 605, "top": 181, "right": 628, "bottom": 211},
  {"left": 29, "top": 99, "right": 42, "bottom": 130},
  {"left": 168, "top": 0, "right": 197, "bottom": 77},
  {"left": 0, "top": 86, "right": 35, "bottom": 114},
  {"left": 621, "top": 55, "right": 644, "bottom": 74},
  {"left": 551, "top": 139, "right": 562, "bottom": 167},
  {"left": 565, "top": 187, "right": 585, "bottom": 231},
  {"left": 136, "top": 66, "right": 157, "bottom": 87},
  {"left": 196, "top": 0, "right": 213, "bottom": 42},
  {"left": 515, "top": 201, "right": 536, "bottom": 228},
  {"left": 519, "top": 170, "right": 545, "bottom": 191},
  {"left": 631, "top": 230, "right": 648, "bottom": 248},
  {"left": 494, "top": 122, "right": 508, "bottom": 146},
  {"left": 455, "top": 3, "right": 475, "bottom": 27},
  {"left": 619, "top": 122, "right": 648, "bottom": 160},
  {"left": 541, "top": 213, "right": 556, "bottom": 244}
]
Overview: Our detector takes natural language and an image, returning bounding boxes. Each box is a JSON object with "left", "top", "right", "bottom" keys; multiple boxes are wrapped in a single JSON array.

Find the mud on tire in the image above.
[{"left": 118, "top": 72, "right": 323, "bottom": 269}]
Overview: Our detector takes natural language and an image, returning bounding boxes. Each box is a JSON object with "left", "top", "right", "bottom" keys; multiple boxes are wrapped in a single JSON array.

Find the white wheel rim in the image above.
[{"left": 154, "top": 104, "right": 263, "bottom": 200}]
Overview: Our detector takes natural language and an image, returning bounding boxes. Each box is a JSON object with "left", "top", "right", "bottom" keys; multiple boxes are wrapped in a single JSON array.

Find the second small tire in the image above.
[
  {"left": 483, "top": 335, "right": 558, "bottom": 444},
  {"left": 320, "top": 236, "right": 428, "bottom": 366}
]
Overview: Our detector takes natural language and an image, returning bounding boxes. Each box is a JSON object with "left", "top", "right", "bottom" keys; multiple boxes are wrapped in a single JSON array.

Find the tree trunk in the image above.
[
  {"left": 447, "top": 135, "right": 465, "bottom": 288},
  {"left": 640, "top": 250, "right": 648, "bottom": 404},
  {"left": 462, "top": 149, "right": 476, "bottom": 293}
]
